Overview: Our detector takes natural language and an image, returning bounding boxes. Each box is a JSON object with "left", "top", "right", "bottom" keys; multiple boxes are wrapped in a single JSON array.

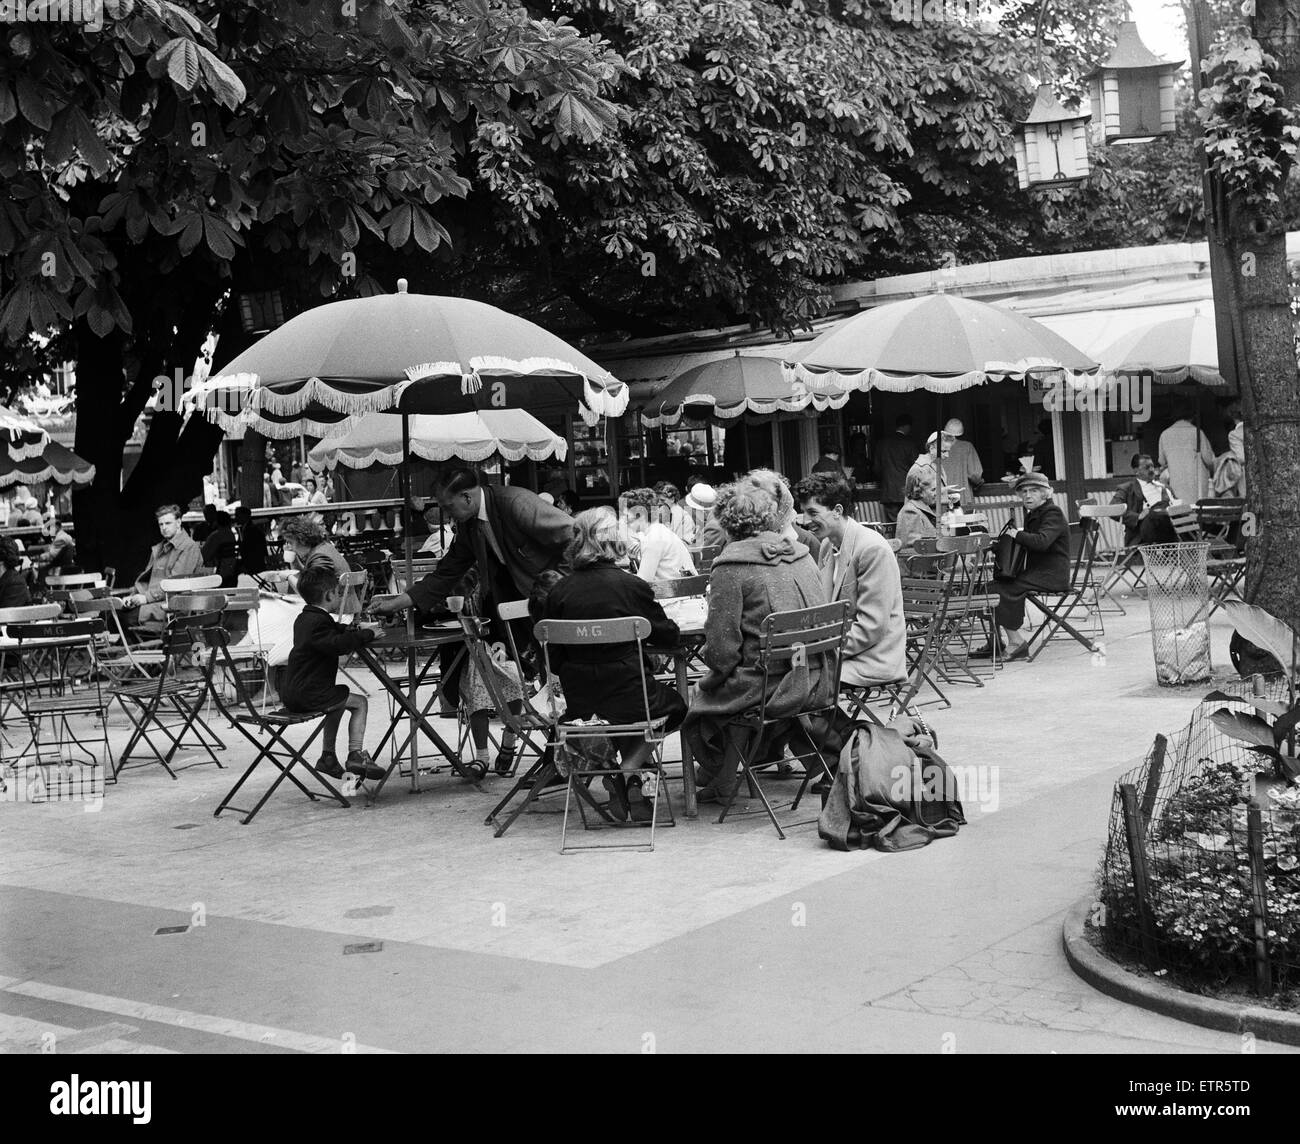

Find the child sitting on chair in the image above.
[{"left": 280, "top": 565, "right": 383, "bottom": 781}]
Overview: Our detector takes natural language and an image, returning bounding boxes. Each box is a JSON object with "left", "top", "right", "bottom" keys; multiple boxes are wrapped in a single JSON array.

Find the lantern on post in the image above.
[
  {"left": 1013, "top": 84, "right": 1091, "bottom": 190},
  {"left": 1087, "top": 20, "right": 1182, "bottom": 145}
]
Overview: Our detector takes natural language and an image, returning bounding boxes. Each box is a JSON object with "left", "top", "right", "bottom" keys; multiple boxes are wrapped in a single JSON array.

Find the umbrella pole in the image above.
[
  {"left": 934, "top": 395, "right": 944, "bottom": 527},
  {"left": 400, "top": 411, "right": 420, "bottom": 793}
]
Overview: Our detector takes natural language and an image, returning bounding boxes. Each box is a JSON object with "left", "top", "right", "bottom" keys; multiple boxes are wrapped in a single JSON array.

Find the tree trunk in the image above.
[
  {"left": 1229, "top": 0, "right": 1300, "bottom": 631},
  {"left": 70, "top": 325, "right": 128, "bottom": 578}
]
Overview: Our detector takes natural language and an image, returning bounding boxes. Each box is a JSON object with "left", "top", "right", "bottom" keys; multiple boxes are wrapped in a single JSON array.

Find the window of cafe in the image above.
[{"left": 618, "top": 417, "right": 726, "bottom": 491}]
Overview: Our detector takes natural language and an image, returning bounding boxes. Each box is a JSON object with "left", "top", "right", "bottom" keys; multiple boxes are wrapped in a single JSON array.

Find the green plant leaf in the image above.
[
  {"left": 1202, "top": 688, "right": 1289, "bottom": 718},
  {"left": 1209, "top": 708, "right": 1278, "bottom": 751},
  {"left": 1222, "top": 601, "right": 1298, "bottom": 677},
  {"left": 153, "top": 38, "right": 202, "bottom": 92}
]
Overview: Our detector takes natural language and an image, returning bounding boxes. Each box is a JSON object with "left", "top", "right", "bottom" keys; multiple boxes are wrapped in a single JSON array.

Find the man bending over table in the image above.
[{"left": 372, "top": 467, "right": 575, "bottom": 697}]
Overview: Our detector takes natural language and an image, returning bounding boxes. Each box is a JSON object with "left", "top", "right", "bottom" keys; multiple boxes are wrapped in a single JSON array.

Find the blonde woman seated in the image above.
[
  {"left": 740, "top": 467, "right": 825, "bottom": 560},
  {"left": 620, "top": 487, "right": 696, "bottom": 583},
  {"left": 894, "top": 464, "right": 942, "bottom": 574}
]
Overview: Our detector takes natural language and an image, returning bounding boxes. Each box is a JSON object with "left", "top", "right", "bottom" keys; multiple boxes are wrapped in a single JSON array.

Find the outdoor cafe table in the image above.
[
  {"left": 352, "top": 624, "right": 470, "bottom": 801},
  {"left": 660, "top": 595, "right": 707, "bottom": 819}
]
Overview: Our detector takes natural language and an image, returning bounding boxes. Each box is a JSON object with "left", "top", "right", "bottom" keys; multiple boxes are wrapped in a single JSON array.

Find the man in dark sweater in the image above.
[
  {"left": 874, "top": 414, "right": 917, "bottom": 522},
  {"left": 280, "top": 566, "right": 383, "bottom": 780}
]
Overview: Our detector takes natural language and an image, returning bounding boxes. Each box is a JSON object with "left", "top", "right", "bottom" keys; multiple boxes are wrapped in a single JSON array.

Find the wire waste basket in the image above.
[{"left": 1143, "top": 542, "right": 1211, "bottom": 685}]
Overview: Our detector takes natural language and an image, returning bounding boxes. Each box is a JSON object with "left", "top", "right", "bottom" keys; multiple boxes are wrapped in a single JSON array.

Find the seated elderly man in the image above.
[
  {"left": 794, "top": 472, "right": 907, "bottom": 689},
  {"left": 1111, "top": 453, "right": 1177, "bottom": 546}
]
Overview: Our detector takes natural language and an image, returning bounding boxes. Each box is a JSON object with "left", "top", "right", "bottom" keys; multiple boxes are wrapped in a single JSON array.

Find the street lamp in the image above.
[
  {"left": 1087, "top": 19, "right": 1182, "bottom": 145},
  {"left": 1013, "top": 84, "right": 1091, "bottom": 190}
]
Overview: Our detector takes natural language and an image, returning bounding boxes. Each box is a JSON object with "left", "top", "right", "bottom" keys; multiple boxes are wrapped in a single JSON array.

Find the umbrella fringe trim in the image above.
[
  {"left": 786, "top": 363, "right": 1098, "bottom": 393},
  {"left": 5, "top": 438, "right": 52, "bottom": 463},
  {"left": 313, "top": 439, "right": 568, "bottom": 470},
  {"left": 0, "top": 461, "right": 95, "bottom": 488},
  {"left": 249, "top": 377, "right": 397, "bottom": 417},
  {"left": 202, "top": 408, "right": 367, "bottom": 440},
  {"left": 641, "top": 392, "right": 848, "bottom": 428}
]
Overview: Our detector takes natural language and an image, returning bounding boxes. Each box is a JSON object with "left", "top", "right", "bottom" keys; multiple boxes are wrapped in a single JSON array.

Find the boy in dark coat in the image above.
[{"left": 280, "top": 566, "right": 383, "bottom": 780}]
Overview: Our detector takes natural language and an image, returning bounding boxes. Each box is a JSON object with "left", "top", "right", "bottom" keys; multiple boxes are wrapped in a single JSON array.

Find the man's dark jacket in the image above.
[{"left": 407, "top": 485, "right": 574, "bottom": 612}]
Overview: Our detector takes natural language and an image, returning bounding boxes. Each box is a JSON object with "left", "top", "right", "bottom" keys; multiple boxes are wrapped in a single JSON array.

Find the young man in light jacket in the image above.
[{"left": 794, "top": 472, "right": 907, "bottom": 689}]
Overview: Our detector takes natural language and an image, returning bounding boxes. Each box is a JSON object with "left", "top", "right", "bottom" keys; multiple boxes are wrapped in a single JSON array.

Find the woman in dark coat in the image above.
[
  {"left": 682, "top": 482, "right": 831, "bottom": 802},
  {"left": 974, "top": 471, "right": 1069, "bottom": 662},
  {"left": 0, "top": 535, "right": 30, "bottom": 608},
  {"left": 541, "top": 507, "right": 686, "bottom": 820}
]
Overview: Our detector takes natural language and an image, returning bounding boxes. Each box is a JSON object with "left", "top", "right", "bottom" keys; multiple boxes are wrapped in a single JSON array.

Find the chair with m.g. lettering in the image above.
[
  {"left": 534, "top": 615, "right": 677, "bottom": 854},
  {"left": 3, "top": 611, "right": 115, "bottom": 782}
]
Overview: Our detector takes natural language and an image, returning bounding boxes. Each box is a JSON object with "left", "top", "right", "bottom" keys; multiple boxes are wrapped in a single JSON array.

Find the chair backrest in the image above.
[
  {"left": 160, "top": 609, "right": 225, "bottom": 657},
  {"left": 336, "top": 569, "right": 367, "bottom": 618},
  {"left": 754, "top": 601, "right": 851, "bottom": 723},
  {"left": 160, "top": 574, "right": 222, "bottom": 593},
  {"left": 168, "top": 591, "right": 228, "bottom": 615},
  {"left": 1166, "top": 504, "right": 1201, "bottom": 540},
  {"left": 46, "top": 572, "right": 105, "bottom": 589},
  {"left": 687, "top": 544, "right": 723, "bottom": 573},
  {"left": 5, "top": 617, "right": 104, "bottom": 642},
  {"left": 534, "top": 616, "right": 650, "bottom": 645},
  {"left": 1079, "top": 503, "right": 1127, "bottom": 520},
  {"left": 0, "top": 603, "right": 62, "bottom": 624},
  {"left": 650, "top": 574, "right": 710, "bottom": 600},
  {"left": 533, "top": 616, "right": 655, "bottom": 730},
  {"left": 219, "top": 586, "right": 261, "bottom": 613}
]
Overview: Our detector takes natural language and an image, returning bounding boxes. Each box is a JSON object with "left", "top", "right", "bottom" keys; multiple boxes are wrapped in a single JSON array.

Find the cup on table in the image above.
[{"left": 445, "top": 595, "right": 464, "bottom": 613}]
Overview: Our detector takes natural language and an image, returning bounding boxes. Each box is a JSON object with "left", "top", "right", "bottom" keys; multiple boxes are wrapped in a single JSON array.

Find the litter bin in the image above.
[{"left": 1143, "top": 541, "right": 1211, "bottom": 685}]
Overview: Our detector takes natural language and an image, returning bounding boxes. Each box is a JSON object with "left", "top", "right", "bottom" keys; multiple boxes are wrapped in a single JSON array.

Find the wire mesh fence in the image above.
[
  {"left": 1143, "top": 541, "right": 1211, "bottom": 686},
  {"left": 1097, "top": 675, "right": 1300, "bottom": 998}
]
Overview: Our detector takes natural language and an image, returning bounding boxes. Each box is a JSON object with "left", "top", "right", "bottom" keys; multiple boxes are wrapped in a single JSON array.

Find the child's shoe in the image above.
[
  {"left": 316, "top": 751, "right": 345, "bottom": 779},
  {"left": 344, "top": 749, "right": 384, "bottom": 781}
]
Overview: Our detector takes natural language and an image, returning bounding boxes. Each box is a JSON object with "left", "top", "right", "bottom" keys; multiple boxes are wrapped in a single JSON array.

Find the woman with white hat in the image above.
[{"left": 685, "top": 482, "right": 726, "bottom": 550}]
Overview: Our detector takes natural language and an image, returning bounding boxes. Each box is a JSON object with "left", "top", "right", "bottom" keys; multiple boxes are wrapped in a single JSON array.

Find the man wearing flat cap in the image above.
[{"left": 972, "top": 471, "right": 1069, "bottom": 662}]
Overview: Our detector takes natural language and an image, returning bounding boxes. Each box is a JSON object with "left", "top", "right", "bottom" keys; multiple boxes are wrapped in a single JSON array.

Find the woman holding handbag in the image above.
[{"left": 972, "top": 471, "right": 1070, "bottom": 662}]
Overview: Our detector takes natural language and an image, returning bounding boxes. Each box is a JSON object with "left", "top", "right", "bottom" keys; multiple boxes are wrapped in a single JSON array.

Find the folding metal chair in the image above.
[
  {"left": 895, "top": 576, "right": 956, "bottom": 711},
  {"left": 112, "top": 608, "right": 228, "bottom": 779},
  {"left": 535, "top": 616, "right": 678, "bottom": 853},
  {"left": 1167, "top": 503, "right": 1246, "bottom": 622},
  {"left": 687, "top": 544, "right": 723, "bottom": 574},
  {"left": 1024, "top": 511, "right": 1107, "bottom": 661},
  {"left": 453, "top": 613, "right": 556, "bottom": 795},
  {"left": 203, "top": 627, "right": 351, "bottom": 824},
  {"left": 711, "top": 601, "right": 851, "bottom": 840},
  {"left": 5, "top": 616, "right": 115, "bottom": 781},
  {"left": 650, "top": 574, "right": 710, "bottom": 683}
]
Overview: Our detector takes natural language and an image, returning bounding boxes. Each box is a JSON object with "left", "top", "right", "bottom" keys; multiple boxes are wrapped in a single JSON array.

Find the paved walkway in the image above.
[{"left": 2, "top": 598, "right": 1296, "bottom": 1053}]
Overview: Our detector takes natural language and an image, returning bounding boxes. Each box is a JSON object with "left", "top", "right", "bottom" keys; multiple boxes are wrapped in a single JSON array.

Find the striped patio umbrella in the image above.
[
  {"left": 307, "top": 410, "right": 567, "bottom": 470},
  {"left": 0, "top": 440, "right": 94, "bottom": 488},
  {"left": 640, "top": 354, "right": 848, "bottom": 428},
  {"left": 183, "top": 280, "right": 627, "bottom": 437},
  {"left": 1094, "top": 312, "right": 1226, "bottom": 387},
  {"left": 0, "top": 405, "right": 50, "bottom": 462},
  {"left": 787, "top": 293, "right": 1098, "bottom": 392}
]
